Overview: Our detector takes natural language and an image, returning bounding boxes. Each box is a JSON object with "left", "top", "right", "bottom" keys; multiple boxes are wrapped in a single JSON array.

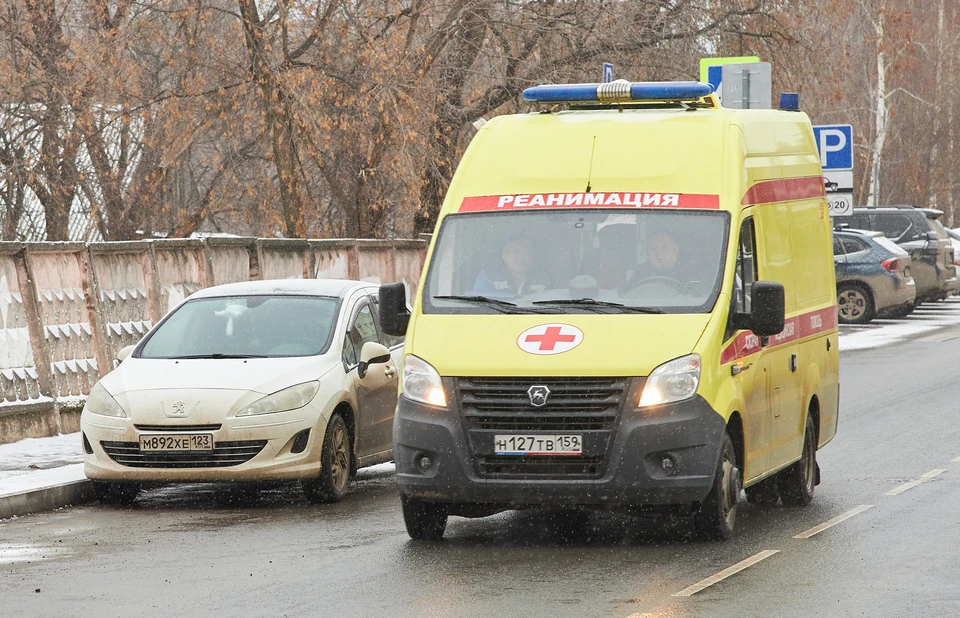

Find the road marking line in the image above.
[
  {"left": 793, "top": 505, "right": 874, "bottom": 539},
  {"left": 884, "top": 469, "right": 947, "bottom": 496},
  {"left": 671, "top": 550, "right": 779, "bottom": 597},
  {"left": 952, "top": 456, "right": 960, "bottom": 463}
]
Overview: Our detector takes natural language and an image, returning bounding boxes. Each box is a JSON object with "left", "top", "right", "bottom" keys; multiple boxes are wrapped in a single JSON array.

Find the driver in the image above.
[{"left": 635, "top": 229, "right": 691, "bottom": 284}]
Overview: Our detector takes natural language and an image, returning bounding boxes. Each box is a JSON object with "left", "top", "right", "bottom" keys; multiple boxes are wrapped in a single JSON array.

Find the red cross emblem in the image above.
[{"left": 517, "top": 324, "right": 583, "bottom": 355}]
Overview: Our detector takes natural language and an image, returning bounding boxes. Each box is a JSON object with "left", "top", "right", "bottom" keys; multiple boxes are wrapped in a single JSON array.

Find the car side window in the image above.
[
  {"left": 833, "top": 236, "right": 845, "bottom": 255},
  {"left": 342, "top": 304, "right": 379, "bottom": 367},
  {"left": 731, "top": 218, "right": 758, "bottom": 317},
  {"left": 872, "top": 214, "right": 912, "bottom": 242},
  {"left": 841, "top": 237, "right": 867, "bottom": 253}
]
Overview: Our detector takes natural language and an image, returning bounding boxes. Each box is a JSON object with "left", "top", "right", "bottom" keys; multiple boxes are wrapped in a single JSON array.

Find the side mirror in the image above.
[
  {"left": 378, "top": 282, "right": 410, "bottom": 337},
  {"left": 357, "top": 341, "right": 391, "bottom": 379},
  {"left": 749, "top": 281, "right": 786, "bottom": 337},
  {"left": 114, "top": 345, "right": 136, "bottom": 368}
]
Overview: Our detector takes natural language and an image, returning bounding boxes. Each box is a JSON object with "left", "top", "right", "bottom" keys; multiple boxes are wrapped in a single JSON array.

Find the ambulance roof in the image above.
[{"left": 439, "top": 98, "right": 823, "bottom": 220}]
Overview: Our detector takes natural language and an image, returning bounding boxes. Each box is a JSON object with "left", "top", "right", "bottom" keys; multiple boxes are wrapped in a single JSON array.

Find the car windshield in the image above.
[
  {"left": 423, "top": 209, "right": 730, "bottom": 314},
  {"left": 138, "top": 295, "right": 339, "bottom": 359}
]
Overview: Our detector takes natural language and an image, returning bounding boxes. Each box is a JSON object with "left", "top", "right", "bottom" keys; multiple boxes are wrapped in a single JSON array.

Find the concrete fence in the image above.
[{"left": 0, "top": 237, "right": 428, "bottom": 444}]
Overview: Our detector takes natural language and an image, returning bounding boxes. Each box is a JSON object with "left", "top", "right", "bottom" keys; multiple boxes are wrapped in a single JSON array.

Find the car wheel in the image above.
[
  {"left": 302, "top": 413, "right": 351, "bottom": 504},
  {"left": 744, "top": 475, "right": 780, "bottom": 506},
  {"left": 93, "top": 481, "right": 140, "bottom": 506},
  {"left": 777, "top": 414, "right": 818, "bottom": 507},
  {"left": 401, "top": 494, "right": 448, "bottom": 541},
  {"left": 837, "top": 284, "right": 875, "bottom": 324},
  {"left": 695, "top": 433, "right": 740, "bottom": 541}
]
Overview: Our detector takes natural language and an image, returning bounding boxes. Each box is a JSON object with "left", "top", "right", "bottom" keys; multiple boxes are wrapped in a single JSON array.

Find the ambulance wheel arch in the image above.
[{"left": 800, "top": 362, "right": 824, "bottom": 450}]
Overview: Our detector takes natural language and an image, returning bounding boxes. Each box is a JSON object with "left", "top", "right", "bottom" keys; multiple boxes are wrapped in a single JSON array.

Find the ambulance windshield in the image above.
[{"left": 423, "top": 209, "right": 730, "bottom": 314}]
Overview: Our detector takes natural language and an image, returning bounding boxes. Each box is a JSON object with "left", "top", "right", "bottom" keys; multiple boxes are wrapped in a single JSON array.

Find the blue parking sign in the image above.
[{"left": 812, "top": 125, "right": 853, "bottom": 170}]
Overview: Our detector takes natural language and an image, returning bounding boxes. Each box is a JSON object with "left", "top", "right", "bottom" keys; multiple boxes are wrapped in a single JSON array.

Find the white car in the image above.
[{"left": 80, "top": 279, "right": 402, "bottom": 504}]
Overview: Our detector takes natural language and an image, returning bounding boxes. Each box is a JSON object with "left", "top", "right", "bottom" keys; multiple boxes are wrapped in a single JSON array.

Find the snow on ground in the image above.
[
  {"left": 0, "top": 463, "right": 85, "bottom": 498},
  {"left": 0, "top": 432, "right": 83, "bottom": 476},
  {"left": 839, "top": 297, "right": 960, "bottom": 352}
]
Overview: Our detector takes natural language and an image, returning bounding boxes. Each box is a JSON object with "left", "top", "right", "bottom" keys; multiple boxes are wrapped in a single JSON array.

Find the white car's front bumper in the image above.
[{"left": 81, "top": 407, "right": 327, "bottom": 482}]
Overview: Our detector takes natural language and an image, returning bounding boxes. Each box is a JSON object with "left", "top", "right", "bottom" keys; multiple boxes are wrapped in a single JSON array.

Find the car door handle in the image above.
[
  {"left": 731, "top": 363, "right": 751, "bottom": 376},
  {"left": 384, "top": 366, "right": 396, "bottom": 378}
]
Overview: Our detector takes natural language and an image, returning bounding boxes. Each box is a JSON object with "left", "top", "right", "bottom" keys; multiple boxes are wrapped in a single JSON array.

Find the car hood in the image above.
[
  {"left": 101, "top": 356, "right": 333, "bottom": 396},
  {"left": 409, "top": 313, "right": 711, "bottom": 377}
]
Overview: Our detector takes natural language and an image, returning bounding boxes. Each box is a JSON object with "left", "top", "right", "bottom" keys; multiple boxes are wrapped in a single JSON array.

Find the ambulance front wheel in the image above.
[
  {"left": 402, "top": 494, "right": 448, "bottom": 541},
  {"left": 695, "top": 433, "right": 741, "bottom": 541}
]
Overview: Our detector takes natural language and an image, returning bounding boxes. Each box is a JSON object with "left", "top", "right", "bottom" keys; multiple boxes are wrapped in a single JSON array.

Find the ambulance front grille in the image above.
[
  {"left": 457, "top": 377, "right": 627, "bottom": 432},
  {"left": 457, "top": 377, "right": 627, "bottom": 479}
]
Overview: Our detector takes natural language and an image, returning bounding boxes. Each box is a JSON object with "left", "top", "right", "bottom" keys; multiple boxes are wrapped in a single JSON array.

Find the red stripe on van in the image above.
[
  {"left": 741, "top": 176, "right": 826, "bottom": 206},
  {"left": 720, "top": 306, "right": 837, "bottom": 365},
  {"left": 459, "top": 192, "right": 720, "bottom": 212}
]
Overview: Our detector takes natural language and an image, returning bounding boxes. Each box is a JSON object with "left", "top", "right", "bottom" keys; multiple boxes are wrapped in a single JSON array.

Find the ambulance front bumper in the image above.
[{"left": 394, "top": 388, "right": 726, "bottom": 509}]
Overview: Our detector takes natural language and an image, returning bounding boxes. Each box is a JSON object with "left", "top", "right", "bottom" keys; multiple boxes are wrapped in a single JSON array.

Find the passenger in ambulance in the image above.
[{"left": 470, "top": 237, "right": 548, "bottom": 297}]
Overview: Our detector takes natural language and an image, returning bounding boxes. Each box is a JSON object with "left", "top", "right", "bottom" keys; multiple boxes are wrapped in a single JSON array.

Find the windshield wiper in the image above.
[
  {"left": 171, "top": 354, "right": 267, "bottom": 359},
  {"left": 531, "top": 298, "right": 665, "bottom": 314},
  {"left": 432, "top": 295, "right": 550, "bottom": 314}
]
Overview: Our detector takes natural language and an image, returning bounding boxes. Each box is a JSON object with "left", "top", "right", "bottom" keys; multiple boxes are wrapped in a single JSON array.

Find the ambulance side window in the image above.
[{"left": 733, "top": 218, "right": 758, "bottom": 315}]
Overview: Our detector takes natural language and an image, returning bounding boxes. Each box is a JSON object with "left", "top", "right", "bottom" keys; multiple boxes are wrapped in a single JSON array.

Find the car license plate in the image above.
[
  {"left": 494, "top": 434, "right": 582, "bottom": 456},
  {"left": 139, "top": 433, "right": 214, "bottom": 452}
]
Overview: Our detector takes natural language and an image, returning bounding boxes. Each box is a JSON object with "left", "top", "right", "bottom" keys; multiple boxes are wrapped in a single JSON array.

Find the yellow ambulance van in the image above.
[{"left": 379, "top": 81, "right": 839, "bottom": 541}]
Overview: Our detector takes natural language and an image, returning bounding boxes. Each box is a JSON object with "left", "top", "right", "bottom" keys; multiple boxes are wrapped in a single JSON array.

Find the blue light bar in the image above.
[{"left": 522, "top": 81, "right": 715, "bottom": 103}]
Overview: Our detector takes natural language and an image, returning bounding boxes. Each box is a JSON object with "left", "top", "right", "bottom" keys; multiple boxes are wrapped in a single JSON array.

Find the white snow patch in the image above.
[
  {"left": 0, "top": 463, "right": 86, "bottom": 498},
  {"left": 357, "top": 462, "right": 395, "bottom": 480},
  {"left": 0, "top": 395, "right": 53, "bottom": 408},
  {"left": 0, "top": 432, "right": 83, "bottom": 475},
  {"left": 840, "top": 299, "right": 960, "bottom": 352}
]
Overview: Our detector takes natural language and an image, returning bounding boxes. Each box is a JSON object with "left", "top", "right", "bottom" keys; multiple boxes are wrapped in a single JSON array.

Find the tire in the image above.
[
  {"left": 93, "top": 481, "right": 140, "bottom": 506},
  {"left": 302, "top": 413, "right": 351, "bottom": 504},
  {"left": 744, "top": 475, "right": 780, "bottom": 506},
  {"left": 695, "top": 433, "right": 741, "bottom": 541},
  {"left": 837, "top": 283, "right": 875, "bottom": 324},
  {"left": 777, "top": 414, "right": 817, "bottom": 507},
  {"left": 401, "top": 494, "right": 448, "bottom": 541}
]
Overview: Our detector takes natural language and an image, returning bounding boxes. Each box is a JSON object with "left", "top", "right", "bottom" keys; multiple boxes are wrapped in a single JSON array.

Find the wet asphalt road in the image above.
[{"left": 3, "top": 328, "right": 960, "bottom": 618}]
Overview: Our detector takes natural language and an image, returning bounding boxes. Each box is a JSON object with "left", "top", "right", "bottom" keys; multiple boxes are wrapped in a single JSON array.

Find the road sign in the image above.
[
  {"left": 602, "top": 63, "right": 614, "bottom": 83},
  {"left": 700, "top": 56, "right": 760, "bottom": 105},
  {"left": 812, "top": 125, "right": 853, "bottom": 170},
  {"left": 720, "top": 63, "right": 771, "bottom": 109},
  {"left": 814, "top": 124, "right": 854, "bottom": 217}
]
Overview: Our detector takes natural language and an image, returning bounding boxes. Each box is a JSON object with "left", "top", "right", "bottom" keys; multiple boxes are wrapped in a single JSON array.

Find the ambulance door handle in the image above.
[
  {"left": 731, "top": 363, "right": 751, "bottom": 376},
  {"left": 789, "top": 354, "right": 798, "bottom": 372}
]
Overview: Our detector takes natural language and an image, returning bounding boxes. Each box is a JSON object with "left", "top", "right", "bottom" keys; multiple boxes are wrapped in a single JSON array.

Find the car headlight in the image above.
[
  {"left": 237, "top": 381, "right": 320, "bottom": 417},
  {"left": 402, "top": 355, "right": 447, "bottom": 407},
  {"left": 638, "top": 354, "right": 701, "bottom": 407},
  {"left": 83, "top": 382, "right": 127, "bottom": 418}
]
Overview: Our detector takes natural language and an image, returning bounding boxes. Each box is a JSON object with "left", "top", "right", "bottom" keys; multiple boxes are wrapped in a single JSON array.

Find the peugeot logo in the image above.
[
  {"left": 172, "top": 401, "right": 186, "bottom": 416},
  {"left": 162, "top": 399, "right": 199, "bottom": 418},
  {"left": 527, "top": 385, "right": 551, "bottom": 407}
]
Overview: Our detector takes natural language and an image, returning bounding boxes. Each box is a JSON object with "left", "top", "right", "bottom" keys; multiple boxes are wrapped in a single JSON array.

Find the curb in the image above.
[{"left": 0, "top": 480, "right": 95, "bottom": 519}]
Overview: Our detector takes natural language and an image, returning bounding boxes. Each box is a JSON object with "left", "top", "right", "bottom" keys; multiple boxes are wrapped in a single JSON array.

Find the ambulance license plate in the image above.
[
  {"left": 139, "top": 434, "right": 214, "bottom": 452},
  {"left": 494, "top": 434, "right": 582, "bottom": 456}
]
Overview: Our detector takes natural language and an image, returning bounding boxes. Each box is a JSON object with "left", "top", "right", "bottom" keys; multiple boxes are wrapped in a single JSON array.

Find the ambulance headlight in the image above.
[
  {"left": 402, "top": 355, "right": 447, "bottom": 407},
  {"left": 638, "top": 354, "right": 700, "bottom": 407}
]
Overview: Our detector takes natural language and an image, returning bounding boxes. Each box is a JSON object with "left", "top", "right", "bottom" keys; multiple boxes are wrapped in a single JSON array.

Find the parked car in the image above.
[
  {"left": 80, "top": 279, "right": 402, "bottom": 504},
  {"left": 837, "top": 206, "right": 958, "bottom": 303},
  {"left": 833, "top": 229, "right": 916, "bottom": 324},
  {"left": 944, "top": 227, "right": 960, "bottom": 269}
]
